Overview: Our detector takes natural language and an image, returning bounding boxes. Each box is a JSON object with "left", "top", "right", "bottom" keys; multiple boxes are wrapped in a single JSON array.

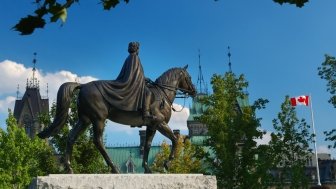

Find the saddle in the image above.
[{"left": 130, "top": 80, "right": 165, "bottom": 128}]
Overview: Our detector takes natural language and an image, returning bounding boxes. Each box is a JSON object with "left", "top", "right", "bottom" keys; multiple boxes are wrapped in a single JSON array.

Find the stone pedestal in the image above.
[{"left": 29, "top": 174, "right": 217, "bottom": 189}]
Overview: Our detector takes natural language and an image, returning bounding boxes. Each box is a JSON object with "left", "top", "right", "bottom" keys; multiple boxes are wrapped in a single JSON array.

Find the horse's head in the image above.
[
  {"left": 155, "top": 65, "right": 196, "bottom": 97},
  {"left": 177, "top": 65, "right": 196, "bottom": 97}
]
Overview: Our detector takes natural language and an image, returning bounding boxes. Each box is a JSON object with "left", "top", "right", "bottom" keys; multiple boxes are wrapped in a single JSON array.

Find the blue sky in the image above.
[{"left": 1, "top": 0, "right": 336, "bottom": 155}]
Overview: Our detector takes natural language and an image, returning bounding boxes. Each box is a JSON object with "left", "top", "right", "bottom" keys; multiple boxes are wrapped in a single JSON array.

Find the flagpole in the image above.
[{"left": 309, "top": 94, "right": 321, "bottom": 186}]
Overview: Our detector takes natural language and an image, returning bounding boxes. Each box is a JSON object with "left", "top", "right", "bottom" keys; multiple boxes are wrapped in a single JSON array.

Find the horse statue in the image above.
[{"left": 37, "top": 65, "right": 196, "bottom": 173}]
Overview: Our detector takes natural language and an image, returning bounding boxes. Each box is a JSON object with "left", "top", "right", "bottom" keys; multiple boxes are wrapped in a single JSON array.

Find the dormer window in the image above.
[{"left": 126, "top": 152, "right": 136, "bottom": 173}]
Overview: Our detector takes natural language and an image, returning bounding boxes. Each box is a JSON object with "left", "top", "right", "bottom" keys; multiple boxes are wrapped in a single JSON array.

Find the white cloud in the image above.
[
  {"left": 169, "top": 103, "right": 190, "bottom": 131},
  {"left": 255, "top": 131, "right": 272, "bottom": 145},
  {"left": 0, "top": 96, "right": 16, "bottom": 114},
  {"left": 0, "top": 60, "right": 97, "bottom": 127},
  {"left": 42, "top": 70, "right": 96, "bottom": 102},
  {"left": 0, "top": 59, "right": 97, "bottom": 101},
  {"left": 0, "top": 60, "right": 32, "bottom": 96},
  {"left": 317, "top": 145, "right": 332, "bottom": 154}
]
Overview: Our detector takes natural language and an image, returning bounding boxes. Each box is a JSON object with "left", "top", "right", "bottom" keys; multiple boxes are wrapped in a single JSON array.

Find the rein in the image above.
[
  {"left": 151, "top": 82, "right": 190, "bottom": 112},
  {"left": 148, "top": 68, "right": 194, "bottom": 112},
  {"left": 157, "top": 83, "right": 193, "bottom": 95}
]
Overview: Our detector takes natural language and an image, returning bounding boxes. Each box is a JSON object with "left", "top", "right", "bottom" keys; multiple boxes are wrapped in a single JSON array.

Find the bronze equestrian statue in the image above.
[{"left": 37, "top": 42, "right": 196, "bottom": 174}]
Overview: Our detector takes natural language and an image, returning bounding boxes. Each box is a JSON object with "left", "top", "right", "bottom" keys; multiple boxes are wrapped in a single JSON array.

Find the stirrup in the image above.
[
  {"left": 143, "top": 110, "right": 151, "bottom": 118},
  {"left": 143, "top": 112, "right": 157, "bottom": 121}
]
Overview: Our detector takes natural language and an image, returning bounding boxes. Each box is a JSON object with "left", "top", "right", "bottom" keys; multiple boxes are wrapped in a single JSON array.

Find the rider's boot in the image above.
[
  {"left": 143, "top": 109, "right": 152, "bottom": 119},
  {"left": 143, "top": 95, "right": 156, "bottom": 122},
  {"left": 143, "top": 108, "right": 156, "bottom": 122}
]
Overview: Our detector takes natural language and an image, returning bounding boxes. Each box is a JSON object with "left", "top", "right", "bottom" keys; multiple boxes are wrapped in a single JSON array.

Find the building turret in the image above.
[
  {"left": 187, "top": 50, "right": 209, "bottom": 138},
  {"left": 13, "top": 53, "right": 49, "bottom": 138}
]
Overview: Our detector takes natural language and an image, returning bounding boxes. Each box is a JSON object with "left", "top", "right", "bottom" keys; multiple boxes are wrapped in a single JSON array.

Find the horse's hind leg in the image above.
[
  {"left": 143, "top": 127, "right": 156, "bottom": 173},
  {"left": 65, "top": 117, "right": 90, "bottom": 174},
  {"left": 92, "top": 120, "right": 120, "bottom": 173},
  {"left": 156, "top": 122, "right": 178, "bottom": 170}
]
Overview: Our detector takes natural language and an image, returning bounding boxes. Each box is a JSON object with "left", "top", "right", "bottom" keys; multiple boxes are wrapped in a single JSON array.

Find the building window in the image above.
[
  {"left": 126, "top": 152, "right": 136, "bottom": 173},
  {"left": 127, "top": 162, "right": 134, "bottom": 173},
  {"left": 25, "top": 124, "right": 31, "bottom": 136}
]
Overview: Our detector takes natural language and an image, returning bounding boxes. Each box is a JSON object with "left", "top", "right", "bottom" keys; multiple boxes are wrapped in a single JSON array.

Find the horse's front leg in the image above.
[
  {"left": 156, "top": 122, "right": 178, "bottom": 171},
  {"left": 142, "top": 127, "right": 156, "bottom": 173}
]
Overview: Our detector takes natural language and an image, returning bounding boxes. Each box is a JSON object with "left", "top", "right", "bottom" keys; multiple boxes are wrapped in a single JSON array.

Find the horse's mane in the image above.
[{"left": 155, "top": 67, "right": 181, "bottom": 84}]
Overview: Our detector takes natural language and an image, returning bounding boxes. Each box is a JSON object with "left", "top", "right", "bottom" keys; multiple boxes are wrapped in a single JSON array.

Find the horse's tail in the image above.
[{"left": 37, "top": 82, "right": 81, "bottom": 139}]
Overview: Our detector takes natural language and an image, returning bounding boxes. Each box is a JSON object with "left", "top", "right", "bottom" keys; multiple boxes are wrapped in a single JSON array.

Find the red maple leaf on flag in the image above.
[{"left": 290, "top": 95, "right": 309, "bottom": 106}]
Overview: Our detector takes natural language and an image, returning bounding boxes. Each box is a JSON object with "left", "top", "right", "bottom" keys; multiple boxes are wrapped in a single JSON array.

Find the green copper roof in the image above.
[
  {"left": 105, "top": 140, "right": 216, "bottom": 174},
  {"left": 237, "top": 94, "right": 249, "bottom": 108},
  {"left": 188, "top": 93, "right": 208, "bottom": 121},
  {"left": 190, "top": 136, "right": 209, "bottom": 145},
  {"left": 106, "top": 146, "right": 161, "bottom": 173},
  {"left": 189, "top": 93, "right": 249, "bottom": 121}
]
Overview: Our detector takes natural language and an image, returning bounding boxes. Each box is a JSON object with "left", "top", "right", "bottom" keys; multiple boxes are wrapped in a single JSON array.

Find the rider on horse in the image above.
[
  {"left": 37, "top": 42, "right": 196, "bottom": 174},
  {"left": 121, "top": 42, "right": 155, "bottom": 121},
  {"left": 99, "top": 41, "right": 156, "bottom": 122}
]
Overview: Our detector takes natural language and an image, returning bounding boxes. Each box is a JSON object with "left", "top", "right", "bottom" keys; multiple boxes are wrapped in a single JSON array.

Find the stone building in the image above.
[{"left": 13, "top": 54, "right": 49, "bottom": 138}]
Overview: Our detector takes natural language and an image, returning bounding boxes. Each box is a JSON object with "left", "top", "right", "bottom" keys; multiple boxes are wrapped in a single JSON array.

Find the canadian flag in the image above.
[{"left": 290, "top": 95, "right": 309, "bottom": 106}]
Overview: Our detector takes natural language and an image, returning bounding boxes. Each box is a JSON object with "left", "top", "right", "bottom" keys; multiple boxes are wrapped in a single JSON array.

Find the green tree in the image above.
[
  {"left": 273, "top": 0, "right": 309, "bottom": 7},
  {"left": 198, "top": 72, "right": 269, "bottom": 189},
  {"left": 318, "top": 54, "right": 336, "bottom": 148},
  {"left": 269, "top": 96, "right": 313, "bottom": 188},
  {"left": 39, "top": 94, "right": 109, "bottom": 173},
  {"left": 151, "top": 136, "right": 205, "bottom": 174},
  {"left": 254, "top": 144, "right": 276, "bottom": 188},
  {"left": 0, "top": 110, "right": 58, "bottom": 188},
  {"left": 318, "top": 54, "right": 336, "bottom": 108},
  {"left": 14, "top": 0, "right": 309, "bottom": 35}
]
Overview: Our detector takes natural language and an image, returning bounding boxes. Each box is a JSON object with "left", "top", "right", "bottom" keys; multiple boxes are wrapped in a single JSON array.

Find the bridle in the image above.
[{"left": 154, "top": 69, "right": 195, "bottom": 112}]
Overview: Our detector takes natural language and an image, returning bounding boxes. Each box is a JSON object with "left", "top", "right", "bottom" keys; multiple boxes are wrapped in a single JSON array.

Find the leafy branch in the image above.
[
  {"left": 273, "top": 0, "right": 309, "bottom": 8},
  {"left": 13, "top": 0, "right": 129, "bottom": 35},
  {"left": 13, "top": 0, "right": 308, "bottom": 35}
]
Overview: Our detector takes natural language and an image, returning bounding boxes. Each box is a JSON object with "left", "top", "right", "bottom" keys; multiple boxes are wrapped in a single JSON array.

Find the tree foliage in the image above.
[
  {"left": 198, "top": 72, "right": 269, "bottom": 189},
  {"left": 13, "top": 0, "right": 129, "bottom": 35},
  {"left": 324, "top": 129, "right": 336, "bottom": 149},
  {"left": 268, "top": 96, "right": 313, "bottom": 188},
  {"left": 13, "top": 0, "right": 309, "bottom": 35},
  {"left": 39, "top": 94, "right": 109, "bottom": 174},
  {"left": 273, "top": 0, "right": 309, "bottom": 7},
  {"left": 151, "top": 137, "right": 206, "bottom": 174},
  {"left": 317, "top": 54, "right": 336, "bottom": 149},
  {"left": 0, "top": 110, "right": 58, "bottom": 188},
  {"left": 318, "top": 54, "right": 336, "bottom": 108}
]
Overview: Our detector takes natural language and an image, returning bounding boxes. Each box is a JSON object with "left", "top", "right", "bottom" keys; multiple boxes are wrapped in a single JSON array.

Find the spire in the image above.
[
  {"left": 16, "top": 84, "right": 20, "bottom": 99},
  {"left": 227, "top": 46, "right": 232, "bottom": 72},
  {"left": 32, "top": 52, "right": 37, "bottom": 87},
  {"left": 46, "top": 83, "right": 49, "bottom": 98},
  {"left": 28, "top": 52, "right": 39, "bottom": 89},
  {"left": 197, "top": 49, "right": 207, "bottom": 94}
]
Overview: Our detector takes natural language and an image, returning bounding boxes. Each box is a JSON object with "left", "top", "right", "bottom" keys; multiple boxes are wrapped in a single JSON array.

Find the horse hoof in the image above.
[
  {"left": 144, "top": 168, "right": 152, "bottom": 174},
  {"left": 67, "top": 168, "right": 74, "bottom": 174},
  {"left": 111, "top": 166, "right": 120, "bottom": 174}
]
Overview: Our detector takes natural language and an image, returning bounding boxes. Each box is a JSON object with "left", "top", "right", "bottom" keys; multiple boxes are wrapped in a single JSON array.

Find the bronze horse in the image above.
[{"left": 38, "top": 65, "right": 196, "bottom": 173}]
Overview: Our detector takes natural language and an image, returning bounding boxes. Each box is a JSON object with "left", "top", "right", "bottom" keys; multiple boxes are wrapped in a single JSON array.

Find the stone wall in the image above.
[{"left": 29, "top": 174, "right": 217, "bottom": 189}]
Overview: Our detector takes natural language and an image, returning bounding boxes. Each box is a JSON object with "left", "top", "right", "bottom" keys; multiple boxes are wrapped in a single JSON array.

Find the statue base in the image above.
[{"left": 29, "top": 174, "right": 217, "bottom": 189}]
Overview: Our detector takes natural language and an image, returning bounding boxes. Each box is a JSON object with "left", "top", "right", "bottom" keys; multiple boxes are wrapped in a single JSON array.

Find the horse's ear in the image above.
[{"left": 183, "top": 65, "right": 188, "bottom": 70}]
